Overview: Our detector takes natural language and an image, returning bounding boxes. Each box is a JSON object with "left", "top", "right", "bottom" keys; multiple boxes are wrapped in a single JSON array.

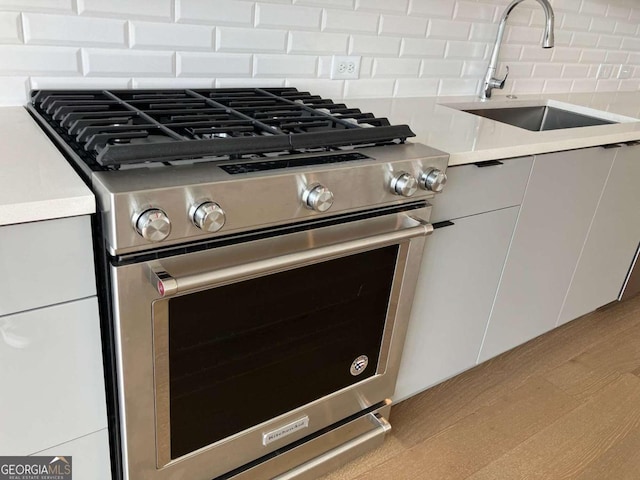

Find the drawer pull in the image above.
[
  {"left": 473, "top": 160, "right": 504, "bottom": 168},
  {"left": 602, "top": 143, "right": 623, "bottom": 149}
]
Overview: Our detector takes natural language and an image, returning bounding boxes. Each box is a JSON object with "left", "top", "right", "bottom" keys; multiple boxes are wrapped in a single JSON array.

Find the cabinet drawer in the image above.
[
  {"left": 0, "top": 215, "right": 96, "bottom": 316},
  {"left": 34, "top": 429, "right": 111, "bottom": 480},
  {"left": 430, "top": 156, "right": 533, "bottom": 223},
  {"left": 0, "top": 297, "right": 107, "bottom": 455}
]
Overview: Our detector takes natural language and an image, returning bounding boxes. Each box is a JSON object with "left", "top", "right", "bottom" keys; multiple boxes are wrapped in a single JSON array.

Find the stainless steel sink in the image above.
[{"left": 462, "top": 105, "right": 616, "bottom": 131}]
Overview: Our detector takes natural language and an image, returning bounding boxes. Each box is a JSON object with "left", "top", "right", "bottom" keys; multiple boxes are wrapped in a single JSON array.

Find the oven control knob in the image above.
[
  {"left": 303, "top": 184, "right": 334, "bottom": 212},
  {"left": 420, "top": 168, "right": 447, "bottom": 193},
  {"left": 391, "top": 172, "right": 418, "bottom": 197},
  {"left": 190, "top": 201, "right": 226, "bottom": 232},
  {"left": 134, "top": 208, "right": 171, "bottom": 242}
]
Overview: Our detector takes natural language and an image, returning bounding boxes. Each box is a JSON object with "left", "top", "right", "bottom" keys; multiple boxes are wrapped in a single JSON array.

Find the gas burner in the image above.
[{"left": 29, "top": 87, "right": 415, "bottom": 170}]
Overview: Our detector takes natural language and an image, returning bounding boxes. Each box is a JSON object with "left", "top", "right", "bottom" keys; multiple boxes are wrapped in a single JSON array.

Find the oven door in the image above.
[{"left": 110, "top": 207, "right": 431, "bottom": 480}]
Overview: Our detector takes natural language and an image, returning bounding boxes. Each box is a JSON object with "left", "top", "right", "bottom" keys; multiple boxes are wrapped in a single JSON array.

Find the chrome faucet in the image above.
[{"left": 480, "top": 0, "right": 555, "bottom": 100}]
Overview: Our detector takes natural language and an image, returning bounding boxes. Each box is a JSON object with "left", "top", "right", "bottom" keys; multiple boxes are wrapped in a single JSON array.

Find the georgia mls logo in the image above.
[{"left": 0, "top": 456, "right": 72, "bottom": 480}]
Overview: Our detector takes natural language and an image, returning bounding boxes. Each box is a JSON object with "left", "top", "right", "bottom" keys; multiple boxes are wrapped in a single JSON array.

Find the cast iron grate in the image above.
[{"left": 30, "top": 87, "right": 415, "bottom": 170}]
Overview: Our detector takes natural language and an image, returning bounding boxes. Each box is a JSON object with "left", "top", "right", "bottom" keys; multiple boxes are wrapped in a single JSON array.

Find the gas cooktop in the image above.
[{"left": 29, "top": 87, "right": 415, "bottom": 172}]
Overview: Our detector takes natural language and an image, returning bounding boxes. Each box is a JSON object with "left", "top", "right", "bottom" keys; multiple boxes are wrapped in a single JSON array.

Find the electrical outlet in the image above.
[
  {"left": 618, "top": 64, "right": 633, "bottom": 80},
  {"left": 597, "top": 64, "right": 613, "bottom": 79},
  {"left": 330, "top": 55, "right": 361, "bottom": 80}
]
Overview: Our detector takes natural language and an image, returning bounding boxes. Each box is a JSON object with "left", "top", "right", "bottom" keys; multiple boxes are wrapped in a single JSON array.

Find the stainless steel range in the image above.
[{"left": 27, "top": 88, "right": 448, "bottom": 480}]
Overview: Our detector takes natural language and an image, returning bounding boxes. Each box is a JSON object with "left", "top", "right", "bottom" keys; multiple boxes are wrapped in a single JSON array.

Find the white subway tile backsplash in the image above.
[
  {"left": 23, "top": 14, "right": 126, "bottom": 47},
  {"left": 0, "top": 12, "right": 21, "bottom": 44},
  {"left": 427, "top": 19, "right": 470, "bottom": 41},
  {"left": 532, "top": 63, "right": 563, "bottom": 78},
  {"left": 256, "top": 4, "right": 321, "bottom": 30},
  {"left": 421, "top": 59, "right": 463, "bottom": 78},
  {"left": 408, "top": 0, "right": 454, "bottom": 19},
  {"left": 350, "top": 34, "right": 400, "bottom": 56},
  {"left": 621, "top": 37, "right": 640, "bottom": 52},
  {"left": 552, "top": 48, "right": 581, "bottom": 63},
  {"left": 581, "top": 1, "right": 607, "bottom": 17},
  {"left": 438, "top": 78, "right": 478, "bottom": 96},
  {"left": 580, "top": 49, "right": 607, "bottom": 63},
  {"left": 562, "top": 14, "right": 593, "bottom": 31},
  {"left": 284, "top": 78, "right": 345, "bottom": 99},
  {"left": 178, "top": 0, "right": 254, "bottom": 26},
  {"left": 605, "top": 51, "right": 628, "bottom": 64},
  {"left": 589, "top": 17, "right": 616, "bottom": 34},
  {"left": 219, "top": 77, "right": 285, "bottom": 88},
  {"left": 84, "top": 49, "right": 174, "bottom": 76},
  {"left": 454, "top": 2, "right": 496, "bottom": 23},
  {"left": 525, "top": 47, "right": 555, "bottom": 65},
  {"left": 0, "top": 46, "right": 80, "bottom": 74},
  {"left": 394, "top": 78, "right": 439, "bottom": 97},
  {"left": 131, "top": 22, "right": 213, "bottom": 51},
  {"left": 133, "top": 77, "right": 213, "bottom": 88},
  {"left": 322, "top": 9, "right": 378, "bottom": 34},
  {"left": 289, "top": 31, "right": 348, "bottom": 54},
  {"left": 178, "top": 52, "right": 251, "bottom": 77},
  {"left": 507, "top": 25, "right": 546, "bottom": 45},
  {"left": 571, "top": 78, "right": 598, "bottom": 92},
  {"left": 217, "top": 27, "right": 286, "bottom": 53},
  {"left": 562, "top": 64, "right": 590, "bottom": 78},
  {"left": 570, "top": 32, "right": 600, "bottom": 48},
  {"left": 469, "top": 23, "right": 498, "bottom": 43},
  {"left": 31, "top": 76, "right": 131, "bottom": 89},
  {"left": 552, "top": 0, "right": 581, "bottom": 13},
  {"left": 372, "top": 58, "right": 420, "bottom": 78},
  {"left": 79, "top": 0, "right": 173, "bottom": 21},
  {"left": 254, "top": 54, "right": 317, "bottom": 77},
  {"left": 0, "top": 0, "right": 72, "bottom": 13},
  {"left": 379, "top": 14, "right": 427, "bottom": 37},
  {"left": 543, "top": 78, "right": 574, "bottom": 93},
  {"left": 614, "top": 21, "right": 638, "bottom": 37},
  {"left": 344, "top": 78, "right": 395, "bottom": 98},
  {"left": 355, "top": 0, "right": 407, "bottom": 14},
  {"left": 400, "top": 38, "right": 446, "bottom": 58},
  {"left": 295, "top": 0, "right": 353, "bottom": 9},
  {"left": 1, "top": 0, "right": 640, "bottom": 103},
  {"left": 445, "top": 41, "right": 486, "bottom": 60},
  {"left": 0, "top": 76, "right": 28, "bottom": 105}
]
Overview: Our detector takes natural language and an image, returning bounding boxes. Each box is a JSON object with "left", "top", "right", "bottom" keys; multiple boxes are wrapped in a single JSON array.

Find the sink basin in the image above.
[{"left": 461, "top": 105, "right": 616, "bottom": 131}]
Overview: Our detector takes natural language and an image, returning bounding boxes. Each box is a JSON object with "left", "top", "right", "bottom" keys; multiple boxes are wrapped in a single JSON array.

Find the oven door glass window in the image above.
[{"left": 160, "top": 244, "right": 399, "bottom": 459}]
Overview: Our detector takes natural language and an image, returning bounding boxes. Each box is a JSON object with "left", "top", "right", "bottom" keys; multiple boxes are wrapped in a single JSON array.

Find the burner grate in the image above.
[{"left": 30, "top": 87, "right": 414, "bottom": 169}]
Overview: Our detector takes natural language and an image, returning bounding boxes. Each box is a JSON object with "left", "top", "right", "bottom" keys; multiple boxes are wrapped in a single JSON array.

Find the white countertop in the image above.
[
  {"left": 349, "top": 91, "right": 640, "bottom": 166},
  {"left": 0, "top": 107, "right": 94, "bottom": 226}
]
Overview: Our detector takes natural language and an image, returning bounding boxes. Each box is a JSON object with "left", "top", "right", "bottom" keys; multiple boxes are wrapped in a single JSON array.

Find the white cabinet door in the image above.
[
  {"left": 559, "top": 143, "right": 640, "bottom": 323},
  {"left": 0, "top": 297, "right": 107, "bottom": 455},
  {"left": 33, "top": 429, "right": 111, "bottom": 480},
  {"left": 0, "top": 215, "right": 96, "bottom": 316},
  {"left": 394, "top": 206, "right": 519, "bottom": 401},
  {"left": 478, "top": 148, "right": 616, "bottom": 363}
]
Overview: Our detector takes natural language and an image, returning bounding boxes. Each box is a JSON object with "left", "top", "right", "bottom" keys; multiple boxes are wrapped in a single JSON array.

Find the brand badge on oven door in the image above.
[
  {"left": 350, "top": 355, "right": 369, "bottom": 376},
  {"left": 262, "top": 416, "right": 309, "bottom": 446}
]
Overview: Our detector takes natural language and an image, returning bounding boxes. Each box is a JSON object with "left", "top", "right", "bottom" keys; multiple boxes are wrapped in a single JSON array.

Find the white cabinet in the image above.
[
  {"left": 395, "top": 206, "right": 520, "bottom": 400},
  {"left": 559, "top": 143, "right": 640, "bottom": 323},
  {"left": 0, "top": 214, "right": 109, "bottom": 469},
  {"left": 395, "top": 157, "right": 532, "bottom": 401},
  {"left": 0, "top": 298, "right": 107, "bottom": 455},
  {"left": 0, "top": 216, "right": 96, "bottom": 316},
  {"left": 34, "top": 429, "right": 112, "bottom": 480},
  {"left": 478, "top": 147, "right": 617, "bottom": 362}
]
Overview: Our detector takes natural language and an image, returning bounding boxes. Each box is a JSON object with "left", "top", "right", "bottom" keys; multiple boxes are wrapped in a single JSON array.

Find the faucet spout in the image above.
[{"left": 480, "top": 0, "right": 555, "bottom": 100}]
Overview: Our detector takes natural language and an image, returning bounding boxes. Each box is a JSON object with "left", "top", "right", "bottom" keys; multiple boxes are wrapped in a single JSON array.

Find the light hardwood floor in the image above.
[{"left": 321, "top": 293, "right": 640, "bottom": 480}]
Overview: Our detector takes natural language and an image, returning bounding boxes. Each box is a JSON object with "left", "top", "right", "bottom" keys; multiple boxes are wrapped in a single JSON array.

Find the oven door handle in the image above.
[{"left": 147, "top": 215, "right": 433, "bottom": 297}]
